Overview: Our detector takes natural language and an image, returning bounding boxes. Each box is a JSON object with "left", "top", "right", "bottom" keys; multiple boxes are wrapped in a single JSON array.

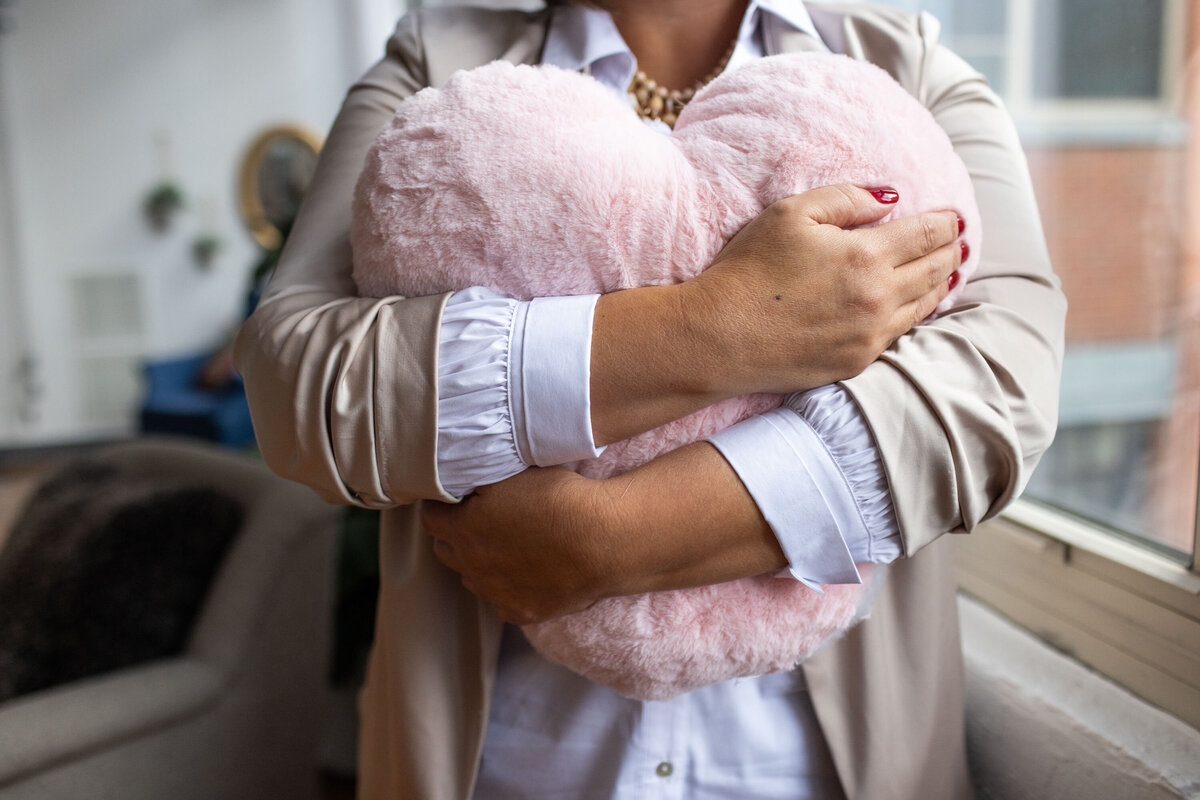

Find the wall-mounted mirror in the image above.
[{"left": 237, "top": 125, "right": 322, "bottom": 251}]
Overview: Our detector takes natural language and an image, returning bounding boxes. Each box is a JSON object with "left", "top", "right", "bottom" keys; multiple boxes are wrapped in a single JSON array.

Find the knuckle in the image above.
[
  {"left": 777, "top": 193, "right": 804, "bottom": 211},
  {"left": 831, "top": 182, "right": 859, "bottom": 208},
  {"left": 925, "top": 253, "right": 944, "bottom": 289},
  {"left": 947, "top": 211, "right": 961, "bottom": 241},
  {"left": 847, "top": 239, "right": 878, "bottom": 270},
  {"left": 856, "top": 284, "right": 887, "bottom": 316},
  {"left": 919, "top": 215, "right": 939, "bottom": 252},
  {"left": 762, "top": 198, "right": 793, "bottom": 227},
  {"left": 921, "top": 284, "right": 946, "bottom": 321},
  {"left": 913, "top": 302, "right": 929, "bottom": 329}
]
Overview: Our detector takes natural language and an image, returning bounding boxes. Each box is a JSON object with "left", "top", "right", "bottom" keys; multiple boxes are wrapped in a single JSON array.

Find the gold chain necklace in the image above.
[{"left": 627, "top": 40, "right": 737, "bottom": 128}]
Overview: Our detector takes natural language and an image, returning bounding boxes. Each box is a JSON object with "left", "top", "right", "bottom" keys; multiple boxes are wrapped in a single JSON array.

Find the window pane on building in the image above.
[{"left": 1032, "top": 0, "right": 1164, "bottom": 100}]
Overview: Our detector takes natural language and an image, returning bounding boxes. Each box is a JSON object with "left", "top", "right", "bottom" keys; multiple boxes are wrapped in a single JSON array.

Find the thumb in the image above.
[{"left": 795, "top": 183, "right": 899, "bottom": 230}]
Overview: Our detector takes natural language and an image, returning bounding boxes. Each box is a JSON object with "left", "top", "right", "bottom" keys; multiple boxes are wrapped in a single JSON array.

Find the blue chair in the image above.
[{"left": 139, "top": 354, "right": 256, "bottom": 449}]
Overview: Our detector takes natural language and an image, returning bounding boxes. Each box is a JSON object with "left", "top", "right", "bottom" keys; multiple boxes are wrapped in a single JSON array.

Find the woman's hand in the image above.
[
  {"left": 420, "top": 467, "right": 617, "bottom": 625},
  {"left": 420, "top": 442, "right": 786, "bottom": 625},
  {"left": 590, "top": 183, "right": 964, "bottom": 444},
  {"left": 687, "top": 183, "right": 963, "bottom": 394}
]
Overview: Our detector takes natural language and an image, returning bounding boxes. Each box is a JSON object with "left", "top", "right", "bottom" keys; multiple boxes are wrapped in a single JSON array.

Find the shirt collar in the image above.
[
  {"left": 541, "top": 1, "right": 828, "bottom": 94},
  {"left": 754, "top": 0, "right": 824, "bottom": 44},
  {"left": 541, "top": 6, "right": 628, "bottom": 74}
]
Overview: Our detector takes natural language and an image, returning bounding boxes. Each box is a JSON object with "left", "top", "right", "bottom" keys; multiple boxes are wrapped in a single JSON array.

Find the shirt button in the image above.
[{"left": 655, "top": 761, "right": 673, "bottom": 778}]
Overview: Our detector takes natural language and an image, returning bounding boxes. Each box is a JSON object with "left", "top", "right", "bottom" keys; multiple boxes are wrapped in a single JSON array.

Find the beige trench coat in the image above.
[{"left": 234, "top": 3, "right": 1066, "bottom": 798}]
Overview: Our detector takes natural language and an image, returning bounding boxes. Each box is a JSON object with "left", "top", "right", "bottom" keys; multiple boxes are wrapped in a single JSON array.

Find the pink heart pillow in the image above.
[{"left": 352, "top": 52, "right": 980, "bottom": 700}]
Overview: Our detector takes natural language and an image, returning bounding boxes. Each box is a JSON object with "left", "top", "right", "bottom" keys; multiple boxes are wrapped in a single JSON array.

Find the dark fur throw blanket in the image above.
[{"left": 0, "top": 459, "right": 242, "bottom": 701}]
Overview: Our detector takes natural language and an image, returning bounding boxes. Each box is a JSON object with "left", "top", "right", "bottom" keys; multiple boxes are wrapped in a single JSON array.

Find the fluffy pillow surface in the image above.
[{"left": 352, "top": 52, "right": 980, "bottom": 700}]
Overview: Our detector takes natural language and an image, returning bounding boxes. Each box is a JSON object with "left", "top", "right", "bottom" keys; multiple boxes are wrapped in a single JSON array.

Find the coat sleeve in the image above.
[
  {"left": 841, "top": 12, "right": 1068, "bottom": 554},
  {"left": 233, "top": 14, "right": 458, "bottom": 508}
]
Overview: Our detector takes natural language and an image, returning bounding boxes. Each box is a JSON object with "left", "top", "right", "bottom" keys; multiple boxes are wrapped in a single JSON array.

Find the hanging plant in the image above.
[
  {"left": 191, "top": 233, "right": 223, "bottom": 269},
  {"left": 143, "top": 180, "right": 185, "bottom": 232}
]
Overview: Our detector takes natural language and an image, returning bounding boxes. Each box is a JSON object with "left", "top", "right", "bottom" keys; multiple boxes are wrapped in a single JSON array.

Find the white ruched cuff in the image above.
[
  {"left": 784, "top": 384, "right": 902, "bottom": 567},
  {"left": 437, "top": 288, "right": 603, "bottom": 498},
  {"left": 707, "top": 384, "right": 901, "bottom": 587},
  {"left": 437, "top": 288, "right": 525, "bottom": 498}
]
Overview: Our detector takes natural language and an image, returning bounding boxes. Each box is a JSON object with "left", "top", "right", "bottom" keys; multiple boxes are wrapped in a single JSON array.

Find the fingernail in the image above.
[
  {"left": 960, "top": 242, "right": 969, "bottom": 262},
  {"left": 948, "top": 270, "right": 960, "bottom": 290},
  {"left": 868, "top": 187, "right": 899, "bottom": 204},
  {"left": 957, "top": 215, "right": 965, "bottom": 234}
]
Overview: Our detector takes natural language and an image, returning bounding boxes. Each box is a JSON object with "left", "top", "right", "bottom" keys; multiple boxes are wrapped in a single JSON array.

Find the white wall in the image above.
[
  {"left": 345, "top": 0, "right": 408, "bottom": 78},
  {"left": 0, "top": 0, "right": 380, "bottom": 444}
]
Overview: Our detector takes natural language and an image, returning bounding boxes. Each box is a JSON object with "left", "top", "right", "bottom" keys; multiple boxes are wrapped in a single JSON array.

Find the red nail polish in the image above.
[
  {"left": 868, "top": 187, "right": 899, "bottom": 204},
  {"left": 948, "top": 270, "right": 960, "bottom": 290},
  {"left": 960, "top": 242, "right": 969, "bottom": 262},
  {"left": 957, "top": 215, "right": 965, "bottom": 234}
]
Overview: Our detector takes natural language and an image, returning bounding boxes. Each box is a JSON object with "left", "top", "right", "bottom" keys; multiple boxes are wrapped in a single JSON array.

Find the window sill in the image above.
[{"left": 959, "top": 594, "right": 1200, "bottom": 799}]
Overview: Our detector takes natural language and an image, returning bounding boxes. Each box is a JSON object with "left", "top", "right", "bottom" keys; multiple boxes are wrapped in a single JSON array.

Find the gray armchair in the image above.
[{"left": 0, "top": 438, "right": 340, "bottom": 800}]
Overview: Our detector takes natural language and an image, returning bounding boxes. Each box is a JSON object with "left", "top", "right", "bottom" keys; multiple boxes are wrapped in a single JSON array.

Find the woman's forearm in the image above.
[
  {"left": 420, "top": 441, "right": 786, "bottom": 624},
  {"left": 596, "top": 442, "right": 788, "bottom": 596},
  {"left": 590, "top": 284, "right": 730, "bottom": 445}
]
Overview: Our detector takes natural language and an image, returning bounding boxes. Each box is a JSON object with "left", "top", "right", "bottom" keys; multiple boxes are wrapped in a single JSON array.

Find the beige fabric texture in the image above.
[{"left": 233, "top": 4, "right": 1065, "bottom": 799}]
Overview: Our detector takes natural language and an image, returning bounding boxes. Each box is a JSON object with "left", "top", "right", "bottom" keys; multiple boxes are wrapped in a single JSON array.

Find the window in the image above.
[
  {"left": 922, "top": 0, "right": 1187, "bottom": 139},
  {"left": 923, "top": 0, "right": 1199, "bottom": 559},
  {"left": 879, "top": 0, "right": 1200, "bottom": 728},
  {"left": 1029, "top": 0, "right": 1166, "bottom": 102}
]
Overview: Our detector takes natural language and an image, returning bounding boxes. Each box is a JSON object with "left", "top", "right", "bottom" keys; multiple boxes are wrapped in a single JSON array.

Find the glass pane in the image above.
[
  {"left": 919, "top": 1, "right": 1008, "bottom": 95},
  {"left": 963, "top": 54, "right": 1006, "bottom": 96},
  {"left": 941, "top": 0, "right": 1008, "bottom": 36},
  {"left": 1021, "top": 113, "right": 1198, "bottom": 558},
  {"left": 1032, "top": 0, "right": 1164, "bottom": 100}
]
